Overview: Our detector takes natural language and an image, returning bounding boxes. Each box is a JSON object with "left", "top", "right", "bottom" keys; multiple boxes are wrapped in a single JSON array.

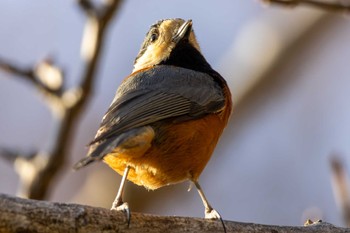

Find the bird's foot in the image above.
[
  {"left": 111, "top": 201, "right": 131, "bottom": 226},
  {"left": 205, "top": 208, "right": 227, "bottom": 233},
  {"left": 111, "top": 201, "right": 129, "bottom": 211},
  {"left": 205, "top": 208, "right": 221, "bottom": 219}
]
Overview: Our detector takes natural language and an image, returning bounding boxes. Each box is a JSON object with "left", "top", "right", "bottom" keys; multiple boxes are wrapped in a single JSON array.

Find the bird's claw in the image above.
[
  {"left": 111, "top": 201, "right": 131, "bottom": 226},
  {"left": 205, "top": 208, "right": 221, "bottom": 219},
  {"left": 205, "top": 208, "right": 227, "bottom": 233}
]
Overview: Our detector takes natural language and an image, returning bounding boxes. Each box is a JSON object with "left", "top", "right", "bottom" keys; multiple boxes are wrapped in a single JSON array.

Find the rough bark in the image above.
[{"left": 0, "top": 194, "right": 348, "bottom": 233}]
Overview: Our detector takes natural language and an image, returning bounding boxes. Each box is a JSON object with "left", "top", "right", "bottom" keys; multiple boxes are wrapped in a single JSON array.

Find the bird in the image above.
[{"left": 74, "top": 18, "right": 232, "bottom": 225}]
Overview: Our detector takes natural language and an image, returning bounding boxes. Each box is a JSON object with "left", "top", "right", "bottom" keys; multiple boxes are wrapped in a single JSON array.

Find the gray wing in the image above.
[
  {"left": 93, "top": 65, "right": 225, "bottom": 143},
  {"left": 74, "top": 65, "right": 225, "bottom": 169}
]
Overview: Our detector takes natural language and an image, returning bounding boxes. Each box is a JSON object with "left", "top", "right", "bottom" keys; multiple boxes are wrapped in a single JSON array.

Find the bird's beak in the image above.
[{"left": 172, "top": 20, "right": 193, "bottom": 43}]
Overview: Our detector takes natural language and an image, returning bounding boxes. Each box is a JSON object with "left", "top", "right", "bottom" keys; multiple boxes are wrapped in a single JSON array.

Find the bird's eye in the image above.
[{"left": 150, "top": 32, "right": 158, "bottom": 42}]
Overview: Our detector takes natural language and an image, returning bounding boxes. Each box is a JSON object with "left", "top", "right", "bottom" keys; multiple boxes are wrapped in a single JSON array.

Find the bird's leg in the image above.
[
  {"left": 193, "top": 180, "right": 226, "bottom": 233},
  {"left": 193, "top": 180, "right": 221, "bottom": 219},
  {"left": 111, "top": 166, "right": 131, "bottom": 225}
]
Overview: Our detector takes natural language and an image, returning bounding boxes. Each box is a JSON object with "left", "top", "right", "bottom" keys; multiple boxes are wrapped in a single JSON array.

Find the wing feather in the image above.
[{"left": 88, "top": 65, "right": 226, "bottom": 156}]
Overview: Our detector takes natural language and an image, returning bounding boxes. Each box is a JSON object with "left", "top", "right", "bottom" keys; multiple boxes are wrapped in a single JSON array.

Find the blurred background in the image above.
[{"left": 1, "top": 0, "right": 350, "bottom": 227}]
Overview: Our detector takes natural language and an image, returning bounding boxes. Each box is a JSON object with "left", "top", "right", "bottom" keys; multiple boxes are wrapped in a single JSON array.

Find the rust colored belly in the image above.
[{"left": 103, "top": 113, "right": 227, "bottom": 190}]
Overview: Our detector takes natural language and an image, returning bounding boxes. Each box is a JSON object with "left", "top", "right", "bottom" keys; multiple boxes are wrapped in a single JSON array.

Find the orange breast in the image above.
[{"left": 104, "top": 86, "right": 232, "bottom": 190}]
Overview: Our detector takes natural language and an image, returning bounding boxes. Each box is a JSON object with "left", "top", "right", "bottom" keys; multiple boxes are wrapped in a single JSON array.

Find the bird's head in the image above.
[{"left": 133, "top": 18, "right": 201, "bottom": 72}]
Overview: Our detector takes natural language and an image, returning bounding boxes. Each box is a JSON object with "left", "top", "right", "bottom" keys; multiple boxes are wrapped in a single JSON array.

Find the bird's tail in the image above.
[
  {"left": 72, "top": 137, "right": 119, "bottom": 171},
  {"left": 72, "top": 156, "right": 97, "bottom": 170},
  {"left": 73, "top": 127, "right": 154, "bottom": 170}
]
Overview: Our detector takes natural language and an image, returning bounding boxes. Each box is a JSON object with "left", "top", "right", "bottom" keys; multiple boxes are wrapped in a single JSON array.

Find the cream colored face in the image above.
[{"left": 133, "top": 19, "right": 201, "bottom": 73}]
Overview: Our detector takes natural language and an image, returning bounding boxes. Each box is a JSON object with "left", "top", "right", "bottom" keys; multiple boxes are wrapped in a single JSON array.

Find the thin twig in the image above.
[
  {"left": 0, "top": 147, "right": 35, "bottom": 163},
  {"left": 76, "top": 0, "right": 124, "bottom": 106},
  {"left": 77, "top": 0, "right": 95, "bottom": 16},
  {"left": 262, "top": 0, "right": 350, "bottom": 13},
  {"left": 0, "top": 58, "right": 61, "bottom": 96}
]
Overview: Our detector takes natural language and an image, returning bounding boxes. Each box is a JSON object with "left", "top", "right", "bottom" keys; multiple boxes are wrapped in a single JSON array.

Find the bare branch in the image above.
[
  {"left": 20, "top": 0, "right": 122, "bottom": 199},
  {"left": 0, "top": 57, "right": 62, "bottom": 96},
  {"left": 262, "top": 0, "right": 350, "bottom": 13},
  {"left": 100, "top": 0, "right": 124, "bottom": 26},
  {"left": 35, "top": 58, "right": 64, "bottom": 93},
  {"left": 0, "top": 58, "right": 34, "bottom": 78},
  {"left": 77, "top": 0, "right": 123, "bottom": 103},
  {"left": 0, "top": 147, "right": 35, "bottom": 163},
  {"left": 77, "top": 0, "right": 96, "bottom": 17},
  {"left": 0, "top": 194, "right": 347, "bottom": 233},
  {"left": 0, "top": 1, "right": 123, "bottom": 200},
  {"left": 330, "top": 155, "right": 350, "bottom": 227}
]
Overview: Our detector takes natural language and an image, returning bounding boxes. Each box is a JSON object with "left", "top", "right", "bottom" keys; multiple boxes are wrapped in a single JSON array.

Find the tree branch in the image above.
[
  {"left": 0, "top": 194, "right": 347, "bottom": 233},
  {"left": 0, "top": 57, "right": 63, "bottom": 98},
  {"left": 262, "top": 0, "right": 350, "bottom": 13},
  {"left": 0, "top": 1, "right": 123, "bottom": 200},
  {"left": 77, "top": 0, "right": 96, "bottom": 17},
  {"left": 0, "top": 147, "right": 36, "bottom": 163}
]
